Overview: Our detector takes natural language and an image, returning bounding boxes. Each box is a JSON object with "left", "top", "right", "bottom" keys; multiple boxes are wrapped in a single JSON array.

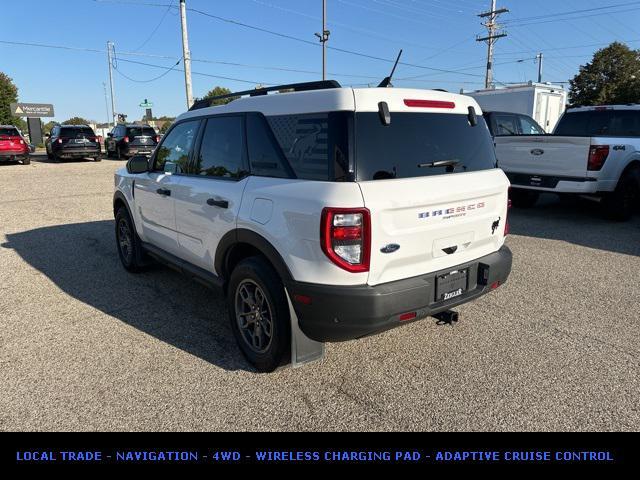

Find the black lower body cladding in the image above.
[{"left": 289, "top": 246, "right": 512, "bottom": 342}]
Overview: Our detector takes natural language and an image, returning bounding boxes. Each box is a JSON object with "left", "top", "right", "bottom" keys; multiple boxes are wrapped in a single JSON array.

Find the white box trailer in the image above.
[{"left": 467, "top": 82, "right": 567, "bottom": 132}]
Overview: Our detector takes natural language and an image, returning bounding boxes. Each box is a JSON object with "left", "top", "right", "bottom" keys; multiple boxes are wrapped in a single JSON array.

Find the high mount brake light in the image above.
[
  {"left": 404, "top": 99, "right": 455, "bottom": 109},
  {"left": 321, "top": 208, "right": 371, "bottom": 273}
]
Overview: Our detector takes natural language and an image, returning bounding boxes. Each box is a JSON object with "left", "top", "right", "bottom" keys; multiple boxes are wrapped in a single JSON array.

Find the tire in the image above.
[
  {"left": 22, "top": 157, "right": 30, "bottom": 165},
  {"left": 46, "top": 149, "right": 52, "bottom": 160},
  {"left": 94, "top": 156, "right": 101, "bottom": 162},
  {"left": 227, "top": 256, "right": 291, "bottom": 372},
  {"left": 115, "top": 146, "right": 122, "bottom": 160},
  {"left": 115, "top": 206, "right": 146, "bottom": 272},
  {"left": 51, "top": 152, "right": 60, "bottom": 163},
  {"left": 602, "top": 168, "right": 640, "bottom": 221},
  {"left": 510, "top": 189, "right": 539, "bottom": 208}
]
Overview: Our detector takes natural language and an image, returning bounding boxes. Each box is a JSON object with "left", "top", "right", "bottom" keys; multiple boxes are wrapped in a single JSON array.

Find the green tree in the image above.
[
  {"left": 62, "top": 116, "right": 91, "bottom": 125},
  {"left": 569, "top": 42, "right": 640, "bottom": 106},
  {"left": 0, "top": 72, "right": 25, "bottom": 129},
  {"left": 204, "top": 86, "right": 236, "bottom": 106},
  {"left": 43, "top": 121, "right": 59, "bottom": 135}
]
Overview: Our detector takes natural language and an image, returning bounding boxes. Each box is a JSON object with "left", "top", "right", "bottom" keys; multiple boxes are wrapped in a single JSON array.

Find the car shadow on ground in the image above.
[
  {"left": 508, "top": 193, "right": 640, "bottom": 256},
  {"left": 2, "top": 220, "right": 253, "bottom": 372}
]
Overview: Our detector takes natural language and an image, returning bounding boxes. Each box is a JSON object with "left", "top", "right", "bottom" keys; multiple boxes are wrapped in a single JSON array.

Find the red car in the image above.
[{"left": 0, "top": 125, "right": 30, "bottom": 165}]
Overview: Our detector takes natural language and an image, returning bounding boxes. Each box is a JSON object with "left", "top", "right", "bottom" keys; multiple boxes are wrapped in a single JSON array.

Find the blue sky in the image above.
[{"left": 2, "top": 0, "right": 639, "bottom": 123}]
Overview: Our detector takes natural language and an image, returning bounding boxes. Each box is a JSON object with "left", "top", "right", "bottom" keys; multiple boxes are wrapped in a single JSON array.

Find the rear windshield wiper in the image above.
[{"left": 417, "top": 160, "right": 460, "bottom": 168}]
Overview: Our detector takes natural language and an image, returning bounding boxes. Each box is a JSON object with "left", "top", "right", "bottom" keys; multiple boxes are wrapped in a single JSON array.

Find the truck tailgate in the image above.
[
  {"left": 495, "top": 135, "right": 591, "bottom": 177},
  {"left": 358, "top": 169, "right": 509, "bottom": 286}
]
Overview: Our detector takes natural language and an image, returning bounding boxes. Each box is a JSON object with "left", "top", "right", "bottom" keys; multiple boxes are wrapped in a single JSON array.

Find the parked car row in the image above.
[{"left": 44, "top": 123, "right": 161, "bottom": 162}]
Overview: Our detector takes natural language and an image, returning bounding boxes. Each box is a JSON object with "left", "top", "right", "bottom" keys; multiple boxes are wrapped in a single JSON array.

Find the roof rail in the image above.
[{"left": 189, "top": 80, "right": 342, "bottom": 111}]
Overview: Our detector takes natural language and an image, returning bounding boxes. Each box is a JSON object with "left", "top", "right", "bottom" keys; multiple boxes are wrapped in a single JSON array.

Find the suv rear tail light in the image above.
[
  {"left": 124, "top": 136, "right": 130, "bottom": 143},
  {"left": 588, "top": 145, "right": 609, "bottom": 171},
  {"left": 321, "top": 208, "right": 371, "bottom": 273},
  {"left": 155, "top": 136, "right": 160, "bottom": 143},
  {"left": 57, "top": 138, "right": 63, "bottom": 144}
]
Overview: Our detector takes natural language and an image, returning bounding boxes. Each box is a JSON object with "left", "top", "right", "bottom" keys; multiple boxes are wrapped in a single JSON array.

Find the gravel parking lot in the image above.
[{"left": 1, "top": 155, "right": 639, "bottom": 431}]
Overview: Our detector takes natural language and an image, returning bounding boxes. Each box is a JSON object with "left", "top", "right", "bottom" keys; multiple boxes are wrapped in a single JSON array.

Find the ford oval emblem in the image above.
[
  {"left": 380, "top": 244, "right": 400, "bottom": 254},
  {"left": 531, "top": 148, "right": 545, "bottom": 156}
]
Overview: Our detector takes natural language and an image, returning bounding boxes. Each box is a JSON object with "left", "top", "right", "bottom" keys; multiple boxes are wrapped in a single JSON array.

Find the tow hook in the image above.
[{"left": 433, "top": 310, "right": 459, "bottom": 325}]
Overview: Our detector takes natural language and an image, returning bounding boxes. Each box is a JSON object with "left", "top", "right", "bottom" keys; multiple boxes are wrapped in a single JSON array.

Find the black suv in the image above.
[
  {"left": 45, "top": 125, "right": 101, "bottom": 162},
  {"left": 105, "top": 124, "right": 159, "bottom": 159}
]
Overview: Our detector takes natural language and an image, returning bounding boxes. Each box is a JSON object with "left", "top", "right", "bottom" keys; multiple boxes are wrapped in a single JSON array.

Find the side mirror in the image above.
[
  {"left": 126, "top": 155, "right": 149, "bottom": 174},
  {"left": 45, "top": 133, "right": 50, "bottom": 138},
  {"left": 107, "top": 133, "right": 113, "bottom": 137}
]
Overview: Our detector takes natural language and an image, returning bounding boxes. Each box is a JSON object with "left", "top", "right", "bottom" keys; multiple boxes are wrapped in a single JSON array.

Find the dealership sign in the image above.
[{"left": 10, "top": 103, "right": 55, "bottom": 118}]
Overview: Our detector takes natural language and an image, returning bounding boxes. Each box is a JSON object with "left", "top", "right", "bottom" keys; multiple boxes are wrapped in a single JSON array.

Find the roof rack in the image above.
[{"left": 189, "top": 80, "right": 342, "bottom": 111}]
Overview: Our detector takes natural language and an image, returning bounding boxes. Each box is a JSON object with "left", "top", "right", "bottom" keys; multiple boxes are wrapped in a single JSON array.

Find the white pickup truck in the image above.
[{"left": 495, "top": 105, "right": 640, "bottom": 220}]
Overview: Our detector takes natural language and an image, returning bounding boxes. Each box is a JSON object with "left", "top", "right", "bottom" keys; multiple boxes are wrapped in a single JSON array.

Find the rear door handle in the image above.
[
  {"left": 207, "top": 198, "right": 229, "bottom": 209},
  {"left": 156, "top": 188, "right": 171, "bottom": 196}
]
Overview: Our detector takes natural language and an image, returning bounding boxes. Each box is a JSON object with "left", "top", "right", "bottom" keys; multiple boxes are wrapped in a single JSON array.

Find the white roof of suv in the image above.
[{"left": 178, "top": 87, "right": 482, "bottom": 121}]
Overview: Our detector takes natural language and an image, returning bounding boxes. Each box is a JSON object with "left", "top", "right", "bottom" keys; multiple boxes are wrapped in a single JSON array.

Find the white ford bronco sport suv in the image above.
[{"left": 113, "top": 81, "right": 512, "bottom": 372}]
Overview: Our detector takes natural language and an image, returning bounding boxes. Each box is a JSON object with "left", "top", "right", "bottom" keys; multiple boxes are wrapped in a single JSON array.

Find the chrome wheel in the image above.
[
  {"left": 117, "top": 218, "right": 133, "bottom": 263},
  {"left": 235, "top": 280, "right": 273, "bottom": 353}
]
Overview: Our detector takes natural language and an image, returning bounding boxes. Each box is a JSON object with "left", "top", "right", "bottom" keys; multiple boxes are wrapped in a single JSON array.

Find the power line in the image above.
[
  {"left": 502, "top": 1, "right": 640, "bottom": 24},
  {"left": 114, "top": 58, "right": 182, "bottom": 83},
  {"left": 132, "top": 0, "right": 174, "bottom": 51}
]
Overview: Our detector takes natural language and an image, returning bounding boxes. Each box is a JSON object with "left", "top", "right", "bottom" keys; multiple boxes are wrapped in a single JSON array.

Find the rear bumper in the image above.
[
  {"left": 0, "top": 151, "right": 29, "bottom": 161},
  {"left": 288, "top": 245, "right": 512, "bottom": 342},
  {"left": 123, "top": 145, "right": 155, "bottom": 157},
  {"left": 505, "top": 172, "right": 608, "bottom": 193},
  {"left": 56, "top": 147, "right": 101, "bottom": 158}
]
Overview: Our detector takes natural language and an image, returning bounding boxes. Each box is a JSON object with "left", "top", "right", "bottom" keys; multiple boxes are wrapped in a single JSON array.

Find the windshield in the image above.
[
  {"left": 60, "top": 127, "right": 95, "bottom": 138},
  {"left": 127, "top": 127, "right": 156, "bottom": 137},
  {"left": 0, "top": 127, "right": 19, "bottom": 137},
  {"left": 354, "top": 112, "right": 497, "bottom": 181}
]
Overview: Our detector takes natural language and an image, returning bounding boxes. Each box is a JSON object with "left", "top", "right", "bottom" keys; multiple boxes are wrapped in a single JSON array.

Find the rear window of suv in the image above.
[
  {"left": 60, "top": 126, "right": 96, "bottom": 137},
  {"left": 0, "top": 127, "right": 19, "bottom": 137},
  {"left": 127, "top": 127, "right": 157, "bottom": 137},
  {"left": 354, "top": 112, "right": 497, "bottom": 181},
  {"left": 554, "top": 110, "right": 640, "bottom": 137}
]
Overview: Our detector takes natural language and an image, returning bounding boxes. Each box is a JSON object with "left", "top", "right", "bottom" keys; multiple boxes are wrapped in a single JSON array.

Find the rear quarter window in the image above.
[{"left": 266, "top": 112, "right": 350, "bottom": 181}]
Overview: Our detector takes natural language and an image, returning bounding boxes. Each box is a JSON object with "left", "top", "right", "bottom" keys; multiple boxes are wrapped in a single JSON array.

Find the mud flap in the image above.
[{"left": 285, "top": 289, "right": 325, "bottom": 368}]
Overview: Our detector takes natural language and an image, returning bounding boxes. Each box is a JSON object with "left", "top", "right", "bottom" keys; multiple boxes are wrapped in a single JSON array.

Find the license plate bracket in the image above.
[{"left": 435, "top": 268, "right": 468, "bottom": 302}]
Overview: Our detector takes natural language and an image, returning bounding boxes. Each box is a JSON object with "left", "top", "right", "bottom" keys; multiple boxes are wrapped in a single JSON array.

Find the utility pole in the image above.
[
  {"left": 536, "top": 52, "right": 544, "bottom": 83},
  {"left": 477, "top": 0, "right": 509, "bottom": 89},
  {"left": 102, "top": 82, "right": 111, "bottom": 128},
  {"left": 315, "top": 0, "right": 330, "bottom": 80},
  {"left": 179, "top": 0, "right": 194, "bottom": 108},
  {"left": 106, "top": 41, "right": 117, "bottom": 126}
]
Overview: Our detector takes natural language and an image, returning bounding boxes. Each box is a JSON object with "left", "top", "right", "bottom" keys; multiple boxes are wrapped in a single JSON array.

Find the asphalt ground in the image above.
[{"left": 1, "top": 154, "right": 638, "bottom": 431}]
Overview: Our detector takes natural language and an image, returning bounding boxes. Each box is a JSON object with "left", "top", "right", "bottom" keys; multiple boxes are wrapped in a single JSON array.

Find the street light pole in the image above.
[
  {"left": 315, "top": 0, "right": 330, "bottom": 80},
  {"left": 179, "top": 0, "right": 194, "bottom": 108}
]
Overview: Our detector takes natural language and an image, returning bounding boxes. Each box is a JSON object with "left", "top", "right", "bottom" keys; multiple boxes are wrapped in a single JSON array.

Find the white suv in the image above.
[{"left": 113, "top": 81, "right": 512, "bottom": 372}]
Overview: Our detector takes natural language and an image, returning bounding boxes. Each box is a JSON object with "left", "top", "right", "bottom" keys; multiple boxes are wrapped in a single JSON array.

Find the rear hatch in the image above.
[
  {"left": 0, "top": 127, "right": 27, "bottom": 153},
  {"left": 352, "top": 89, "right": 509, "bottom": 286},
  {"left": 495, "top": 135, "right": 591, "bottom": 177},
  {"left": 126, "top": 126, "right": 158, "bottom": 148},
  {"left": 59, "top": 126, "right": 99, "bottom": 150}
]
